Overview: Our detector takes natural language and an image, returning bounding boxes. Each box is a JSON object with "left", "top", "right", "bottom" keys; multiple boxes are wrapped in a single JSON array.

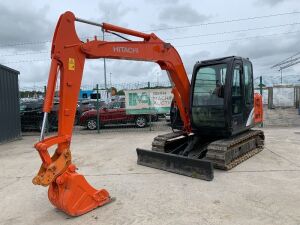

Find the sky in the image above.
[{"left": 0, "top": 0, "right": 300, "bottom": 90}]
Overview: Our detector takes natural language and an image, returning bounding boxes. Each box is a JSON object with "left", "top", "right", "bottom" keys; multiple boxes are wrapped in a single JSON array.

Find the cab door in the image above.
[
  {"left": 242, "top": 60, "right": 255, "bottom": 128},
  {"left": 231, "top": 61, "right": 244, "bottom": 134}
]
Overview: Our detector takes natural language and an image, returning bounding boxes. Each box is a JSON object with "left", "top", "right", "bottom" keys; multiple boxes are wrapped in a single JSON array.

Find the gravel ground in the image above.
[{"left": 0, "top": 126, "right": 300, "bottom": 225}]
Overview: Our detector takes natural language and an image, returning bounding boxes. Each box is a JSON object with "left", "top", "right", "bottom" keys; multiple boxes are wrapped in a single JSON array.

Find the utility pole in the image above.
[
  {"left": 259, "top": 76, "right": 263, "bottom": 96},
  {"left": 94, "top": 84, "right": 100, "bottom": 133},
  {"left": 102, "top": 29, "right": 107, "bottom": 97},
  {"left": 110, "top": 72, "right": 112, "bottom": 87},
  {"left": 271, "top": 52, "right": 300, "bottom": 84},
  {"left": 259, "top": 76, "right": 263, "bottom": 128}
]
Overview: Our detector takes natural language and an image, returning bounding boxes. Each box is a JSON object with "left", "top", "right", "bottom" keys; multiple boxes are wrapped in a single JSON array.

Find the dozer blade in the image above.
[{"left": 136, "top": 148, "right": 214, "bottom": 181}]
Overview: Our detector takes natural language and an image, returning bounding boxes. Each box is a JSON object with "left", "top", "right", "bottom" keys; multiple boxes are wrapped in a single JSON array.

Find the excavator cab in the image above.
[
  {"left": 137, "top": 56, "right": 264, "bottom": 180},
  {"left": 190, "top": 56, "right": 255, "bottom": 137}
]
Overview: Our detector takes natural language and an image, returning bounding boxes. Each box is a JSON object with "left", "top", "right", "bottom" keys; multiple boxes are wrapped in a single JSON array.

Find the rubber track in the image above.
[
  {"left": 151, "top": 129, "right": 265, "bottom": 171},
  {"left": 206, "top": 130, "right": 264, "bottom": 170},
  {"left": 152, "top": 131, "right": 186, "bottom": 152}
]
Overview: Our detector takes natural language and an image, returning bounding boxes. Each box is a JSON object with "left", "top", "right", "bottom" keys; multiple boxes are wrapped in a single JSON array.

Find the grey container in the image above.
[{"left": 0, "top": 64, "right": 21, "bottom": 143}]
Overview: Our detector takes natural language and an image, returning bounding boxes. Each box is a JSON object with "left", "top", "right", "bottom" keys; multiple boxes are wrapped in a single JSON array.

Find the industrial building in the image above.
[{"left": 0, "top": 64, "right": 21, "bottom": 143}]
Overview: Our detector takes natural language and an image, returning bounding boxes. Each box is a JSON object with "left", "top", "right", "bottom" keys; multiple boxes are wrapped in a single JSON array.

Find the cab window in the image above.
[
  {"left": 243, "top": 61, "right": 253, "bottom": 105},
  {"left": 232, "top": 64, "right": 242, "bottom": 114}
]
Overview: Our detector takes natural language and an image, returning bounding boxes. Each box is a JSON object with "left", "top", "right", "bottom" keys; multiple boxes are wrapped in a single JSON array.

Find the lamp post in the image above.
[{"left": 102, "top": 29, "right": 107, "bottom": 97}]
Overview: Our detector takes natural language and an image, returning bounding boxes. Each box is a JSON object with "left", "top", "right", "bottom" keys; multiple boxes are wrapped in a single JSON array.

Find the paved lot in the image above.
[{"left": 0, "top": 127, "right": 300, "bottom": 225}]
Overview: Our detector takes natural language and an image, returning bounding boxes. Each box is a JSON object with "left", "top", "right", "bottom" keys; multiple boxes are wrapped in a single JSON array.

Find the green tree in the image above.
[{"left": 117, "top": 89, "right": 125, "bottom": 95}]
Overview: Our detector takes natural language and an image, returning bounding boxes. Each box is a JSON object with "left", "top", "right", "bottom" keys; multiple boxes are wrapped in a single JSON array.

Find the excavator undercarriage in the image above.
[{"left": 137, "top": 129, "right": 264, "bottom": 180}]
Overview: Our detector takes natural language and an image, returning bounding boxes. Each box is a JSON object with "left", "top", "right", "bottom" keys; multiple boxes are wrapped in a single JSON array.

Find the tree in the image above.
[{"left": 117, "top": 89, "right": 125, "bottom": 95}]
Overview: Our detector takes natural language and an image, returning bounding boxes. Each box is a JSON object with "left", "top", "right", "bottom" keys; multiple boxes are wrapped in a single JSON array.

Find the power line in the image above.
[
  {"left": 166, "top": 22, "right": 300, "bottom": 41},
  {"left": 279, "top": 58, "right": 300, "bottom": 70},
  {"left": 175, "top": 30, "right": 300, "bottom": 47},
  {"left": 2, "top": 29, "right": 300, "bottom": 64},
  {"left": 1, "top": 59, "right": 49, "bottom": 64},
  {"left": 0, "top": 40, "right": 49, "bottom": 47},
  {"left": 271, "top": 51, "right": 300, "bottom": 68},
  {"left": 2, "top": 22, "right": 300, "bottom": 58},
  {"left": 0, "top": 34, "right": 100, "bottom": 48},
  {"left": 0, "top": 11, "right": 299, "bottom": 48},
  {"left": 0, "top": 51, "right": 49, "bottom": 57},
  {"left": 147, "top": 11, "right": 300, "bottom": 32}
]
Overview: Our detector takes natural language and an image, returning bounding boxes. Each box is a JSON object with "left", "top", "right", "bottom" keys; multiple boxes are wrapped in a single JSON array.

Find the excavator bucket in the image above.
[
  {"left": 48, "top": 164, "right": 113, "bottom": 216},
  {"left": 136, "top": 148, "right": 214, "bottom": 181}
]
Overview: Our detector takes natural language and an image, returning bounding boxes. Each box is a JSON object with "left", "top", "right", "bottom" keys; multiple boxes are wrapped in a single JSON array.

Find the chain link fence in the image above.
[
  {"left": 20, "top": 81, "right": 300, "bottom": 137},
  {"left": 20, "top": 82, "right": 174, "bottom": 136}
]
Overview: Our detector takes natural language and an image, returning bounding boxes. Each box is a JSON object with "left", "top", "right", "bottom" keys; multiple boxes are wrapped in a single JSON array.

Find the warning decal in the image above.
[{"left": 68, "top": 58, "right": 75, "bottom": 71}]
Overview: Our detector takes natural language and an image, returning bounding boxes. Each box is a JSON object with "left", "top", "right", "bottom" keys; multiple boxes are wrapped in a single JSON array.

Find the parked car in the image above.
[
  {"left": 20, "top": 100, "right": 80, "bottom": 131},
  {"left": 165, "top": 113, "right": 171, "bottom": 122},
  {"left": 77, "top": 99, "right": 106, "bottom": 115},
  {"left": 20, "top": 100, "right": 56, "bottom": 131},
  {"left": 79, "top": 101, "right": 157, "bottom": 129}
]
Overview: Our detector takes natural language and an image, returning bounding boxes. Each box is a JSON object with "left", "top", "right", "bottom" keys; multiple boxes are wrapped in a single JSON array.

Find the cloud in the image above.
[
  {"left": 81, "top": 51, "right": 211, "bottom": 87},
  {"left": 181, "top": 50, "right": 211, "bottom": 75},
  {"left": 98, "top": 1, "right": 135, "bottom": 25},
  {"left": 225, "top": 34, "right": 300, "bottom": 64},
  {"left": 158, "top": 4, "right": 209, "bottom": 25},
  {"left": 255, "top": 0, "right": 297, "bottom": 6},
  {"left": 83, "top": 59, "right": 160, "bottom": 86},
  {"left": 74, "top": 1, "right": 136, "bottom": 41},
  {"left": 225, "top": 33, "right": 300, "bottom": 84},
  {"left": 0, "top": 2, "right": 53, "bottom": 51},
  {"left": 16, "top": 61, "right": 50, "bottom": 88},
  {"left": 144, "top": 0, "right": 179, "bottom": 4}
]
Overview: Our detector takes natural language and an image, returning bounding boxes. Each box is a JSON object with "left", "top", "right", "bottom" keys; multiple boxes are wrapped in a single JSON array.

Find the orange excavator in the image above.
[{"left": 33, "top": 11, "right": 264, "bottom": 216}]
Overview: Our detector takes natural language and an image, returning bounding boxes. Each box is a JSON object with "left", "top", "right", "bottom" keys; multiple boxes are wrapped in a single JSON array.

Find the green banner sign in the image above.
[{"left": 125, "top": 88, "right": 173, "bottom": 114}]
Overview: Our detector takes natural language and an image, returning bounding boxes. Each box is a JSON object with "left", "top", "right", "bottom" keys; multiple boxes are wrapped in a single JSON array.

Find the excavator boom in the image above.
[{"left": 33, "top": 11, "right": 207, "bottom": 216}]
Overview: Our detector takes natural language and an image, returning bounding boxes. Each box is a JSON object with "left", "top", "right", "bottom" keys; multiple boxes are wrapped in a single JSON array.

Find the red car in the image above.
[{"left": 79, "top": 101, "right": 151, "bottom": 129}]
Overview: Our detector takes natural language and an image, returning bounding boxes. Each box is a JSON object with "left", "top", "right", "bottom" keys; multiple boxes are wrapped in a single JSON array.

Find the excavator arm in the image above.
[{"left": 33, "top": 11, "right": 192, "bottom": 216}]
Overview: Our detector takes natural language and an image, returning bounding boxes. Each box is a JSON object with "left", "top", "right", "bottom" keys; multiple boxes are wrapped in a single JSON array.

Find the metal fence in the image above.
[
  {"left": 255, "top": 85, "right": 300, "bottom": 109},
  {"left": 19, "top": 82, "right": 300, "bottom": 137},
  {"left": 19, "top": 82, "right": 174, "bottom": 136}
]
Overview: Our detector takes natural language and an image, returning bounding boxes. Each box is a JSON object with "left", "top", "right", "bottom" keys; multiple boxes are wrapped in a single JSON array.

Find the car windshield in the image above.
[
  {"left": 102, "top": 101, "right": 124, "bottom": 109},
  {"left": 20, "top": 104, "right": 26, "bottom": 112}
]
